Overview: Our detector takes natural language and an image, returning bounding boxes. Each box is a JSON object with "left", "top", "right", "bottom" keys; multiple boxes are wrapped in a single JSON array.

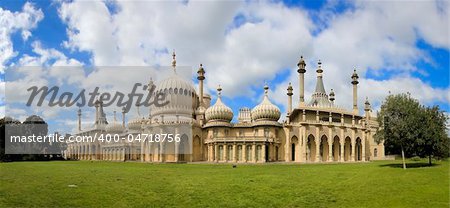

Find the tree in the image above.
[
  {"left": 375, "top": 93, "right": 422, "bottom": 169},
  {"left": 375, "top": 93, "right": 449, "bottom": 169},
  {"left": 416, "top": 106, "right": 449, "bottom": 165}
]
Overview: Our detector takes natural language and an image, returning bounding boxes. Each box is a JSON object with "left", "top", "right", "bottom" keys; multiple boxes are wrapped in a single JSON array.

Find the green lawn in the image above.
[{"left": 0, "top": 160, "right": 448, "bottom": 207}]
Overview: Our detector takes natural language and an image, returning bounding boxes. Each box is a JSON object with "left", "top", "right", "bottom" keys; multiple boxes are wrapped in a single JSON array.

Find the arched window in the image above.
[{"left": 374, "top": 148, "right": 378, "bottom": 157}]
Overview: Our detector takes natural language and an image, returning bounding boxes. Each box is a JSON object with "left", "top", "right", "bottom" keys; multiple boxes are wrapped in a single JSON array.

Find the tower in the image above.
[
  {"left": 351, "top": 69, "right": 359, "bottom": 114},
  {"left": 297, "top": 56, "right": 306, "bottom": 106},
  {"left": 287, "top": 82, "right": 293, "bottom": 115},
  {"left": 77, "top": 108, "right": 82, "bottom": 132},
  {"left": 121, "top": 106, "right": 126, "bottom": 128},
  {"left": 197, "top": 64, "right": 205, "bottom": 107}
]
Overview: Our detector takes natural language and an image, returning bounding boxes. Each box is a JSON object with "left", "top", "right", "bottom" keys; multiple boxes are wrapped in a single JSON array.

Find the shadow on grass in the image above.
[{"left": 379, "top": 163, "right": 440, "bottom": 168}]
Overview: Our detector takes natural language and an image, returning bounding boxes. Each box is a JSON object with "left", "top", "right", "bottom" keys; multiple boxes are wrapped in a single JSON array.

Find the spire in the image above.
[
  {"left": 308, "top": 60, "right": 331, "bottom": 107},
  {"left": 94, "top": 99, "right": 108, "bottom": 124},
  {"left": 314, "top": 60, "right": 326, "bottom": 94},
  {"left": 113, "top": 110, "right": 117, "bottom": 123}
]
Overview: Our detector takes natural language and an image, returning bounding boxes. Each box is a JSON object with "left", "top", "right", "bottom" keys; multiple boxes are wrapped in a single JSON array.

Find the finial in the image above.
[
  {"left": 287, "top": 82, "right": 293, "bottom": 96},
  {"left": 316, "top": 59, "right": 323, "bottom": 74},
  {"left": 351, "top": 68, "right": 359, "bottom": 84},
  {"left": 171, "top": 50, "right": 176, "bottom": 69},
  {"left": 77, "top": 108, "right": 81, "bottom": 115},
  {"left": 217, "top": 85, "right": 222, "bottom": 97},
  {"left": 264, "top": 83, "right": 269, "bottom": 95},
  {"left": 297, "top": 55, "right": 306, "bottom": 73},
  {"left": 330, "top": 88, "right": 335, "bottom": 96},
  {"left": 121, "top": 106, "right": 126, "bottom": 113}
]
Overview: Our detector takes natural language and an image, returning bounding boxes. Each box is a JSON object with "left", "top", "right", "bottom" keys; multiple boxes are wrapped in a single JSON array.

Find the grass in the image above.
[{"left": 0, "top": 160, "right": 448, "bottom": 207}]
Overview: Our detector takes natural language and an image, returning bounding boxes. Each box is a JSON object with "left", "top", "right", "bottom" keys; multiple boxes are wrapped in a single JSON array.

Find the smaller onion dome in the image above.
[
  {"left": 106, "top": 111, "right": 125, "bottom": 133},
  {"left": 251, "top": 84, "right": 281, "bottom": 121},
  {"left": 205, "top": 85, "right": 233, "bottom": 122}
]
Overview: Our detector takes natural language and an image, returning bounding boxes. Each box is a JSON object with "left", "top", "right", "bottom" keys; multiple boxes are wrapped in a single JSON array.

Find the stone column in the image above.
[
  {"left": 315, "top": 127, "right": 320, "bottom": 162},
  {"left": 141, "top": 140, "right": 145, "bottom": 162},
  {"left": 214, "top": 144, "right": 218, "bottom": 162},
  {"left": 175, "top": 141, "right": 179, "bottom": 162},
  {"left": 252, "top": 143, "right": 256, "bottom": 163},
  {"left": 351, "top": 139, "right": 356, "bottom": 162},
  {"left": 340, "top": 128, "right": 344, "bottom": 162},
  {"left": 262, "top": 144, "right": 266, "bottom": 163},
  {"left": 362, "top": 132, "right": 366, "bottom": 161},
  {"left": 328, "top": 128, "right": 333, "bottom": 162},
  {"left": 224, "top": 143, "right": 228, "bottom": 162},
  {"left": 243, "top": 144, "right": 247, "bottom": 162},
  {"left": 233, "top": 143, "right": 237, "bottom": 163}
]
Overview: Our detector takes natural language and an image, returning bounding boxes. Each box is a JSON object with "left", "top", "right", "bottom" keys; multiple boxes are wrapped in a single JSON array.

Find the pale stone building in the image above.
[{"left": 66, "top": 52, "right": 385, "bottom": 163}]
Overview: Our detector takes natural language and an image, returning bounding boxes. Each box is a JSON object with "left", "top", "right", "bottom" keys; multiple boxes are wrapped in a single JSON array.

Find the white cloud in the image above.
[
  {"left": 4, "top": 0, "right": 449, "bottom": 126},
  {"left": 0, "top": 2, "right": 44, "bottom": 72}
]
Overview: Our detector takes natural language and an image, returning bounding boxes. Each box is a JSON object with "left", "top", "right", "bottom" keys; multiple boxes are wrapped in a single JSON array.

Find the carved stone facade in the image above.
[{"left": 66, "top": 53, "right": 385, "bottom": 163}]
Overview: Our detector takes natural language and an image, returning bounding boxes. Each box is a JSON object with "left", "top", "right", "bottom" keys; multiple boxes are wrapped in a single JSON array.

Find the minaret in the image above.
[
  {"left": 351, "top": 69, "right": 359, "bottom": 114},
  {"left": 121, "top": 107, "right": 126, "bottom": 128},
  {"left": 147, "top": 77, "right": 154, "bottom": 118},
  {"left": 77, "top": 108, "right": 82, "bottom": 132},
  {"left": 364, "top": 97, "right": 371, "bottom": 119},
  {"left": 297, "top": 56, "right": 306, "bottom": 106},
  {"left": 287, "top": 82, "right": 293, "bottom": 115},
  {"left": 329, "top": 89, "right": 335, "bottom": 106},
  {"left": 197, "top": 64, "right": 205, "bottom": 107}
]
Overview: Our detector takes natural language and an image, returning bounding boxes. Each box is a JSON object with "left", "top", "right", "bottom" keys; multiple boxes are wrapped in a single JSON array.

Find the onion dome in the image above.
[
  {"left": 251, "top": 84, "right": 281, "bottom": 121},
  {"left": 106, "top": 111, "right": 125, "bottom": 133},
  {"left": 205, "top": 85, "right": 233, "bottom": 122},
  {"left": 128, "top": 105, "right": 144, "bottom": 131},
  {"left": 151, "top": 51, "right": 198, "bottom": 119}
]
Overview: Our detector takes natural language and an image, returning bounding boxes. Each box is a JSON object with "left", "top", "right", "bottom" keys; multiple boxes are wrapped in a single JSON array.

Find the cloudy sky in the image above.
[{"left": 0, "top": 0, "right": 449, "bottom": 134}]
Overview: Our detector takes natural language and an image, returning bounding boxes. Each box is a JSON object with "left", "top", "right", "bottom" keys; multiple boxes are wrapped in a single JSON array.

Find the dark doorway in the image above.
[
  {"left": 265, "top": 145, "right": 269, "bottom": 162},
  {"left": 291, "top": 143, "right": 296, "bottom": 161}
]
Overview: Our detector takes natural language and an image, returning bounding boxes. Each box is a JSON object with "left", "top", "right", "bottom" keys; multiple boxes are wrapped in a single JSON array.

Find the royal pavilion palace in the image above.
[{"left": 65, "top": 52, "right": 385, "bottom": 163}]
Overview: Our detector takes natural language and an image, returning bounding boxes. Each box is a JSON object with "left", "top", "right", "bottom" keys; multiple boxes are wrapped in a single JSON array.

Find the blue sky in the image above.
[{"left": 1, "top": 0, "right": 449, "bottom": 134}]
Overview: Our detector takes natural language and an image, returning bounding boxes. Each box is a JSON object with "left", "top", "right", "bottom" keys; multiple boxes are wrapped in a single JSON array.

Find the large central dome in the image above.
[{"left": 150, "top": 52, "right": 198, "bottom": 121}]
